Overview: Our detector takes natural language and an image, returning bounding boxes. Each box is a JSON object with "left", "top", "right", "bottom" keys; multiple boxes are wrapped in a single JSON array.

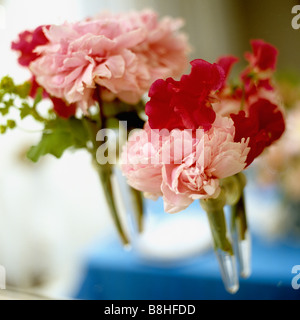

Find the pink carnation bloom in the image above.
[
  {"left": 160, "top": 117, "right": 249, "bottom": 213},
  {"left": 121, "top": 117, "right": 249, "bottom": 213},
  {"left": 30, "top": 10, "right": 189, "bottom": 111},
  {"left": 121, "top": 123, "right": 164, "bottom": 200}
]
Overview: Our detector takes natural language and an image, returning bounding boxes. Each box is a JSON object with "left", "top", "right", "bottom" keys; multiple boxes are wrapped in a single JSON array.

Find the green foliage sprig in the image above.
[
  {"left": 0, "top": 76, "right": 95, "bottom": 161},
  {"left": 0, "top": 76, "right": 146, "bottom": 164}
]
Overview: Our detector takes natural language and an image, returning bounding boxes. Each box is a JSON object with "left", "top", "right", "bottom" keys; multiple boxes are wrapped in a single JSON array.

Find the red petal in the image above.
[
  {"left": 181, "top": 59, "right": 225, "bottom": 97},
  {"left": 146, "top": 59, "right": 222, "bottom": 131},
  {"left": 231, "top": 98, "right": 285, "bottom": 166},
  {"left": 11, "top": 25, "right": 49, "bottom": 67},
  {"left": 216, "top": 55, "right": 239, "bottom": 82},
  {"left": 51, "top": 97, "right": 77, "bottom": 119},
  {"left": 247, "top": 39, "right": 278, "bottom": 71}
]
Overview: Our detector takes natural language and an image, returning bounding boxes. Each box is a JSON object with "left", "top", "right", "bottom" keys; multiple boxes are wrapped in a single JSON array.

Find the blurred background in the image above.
[{"left": 0, "top": 0, "right": 300, "bottom": 299}]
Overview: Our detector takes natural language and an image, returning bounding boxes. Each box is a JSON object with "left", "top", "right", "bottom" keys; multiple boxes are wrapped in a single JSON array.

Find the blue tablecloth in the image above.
[
  {"left": 74, "top": 231, "right": 300, "bottom": 300},
  {"left": 73, "top": 169, "right": 300, "bottom": 300}
]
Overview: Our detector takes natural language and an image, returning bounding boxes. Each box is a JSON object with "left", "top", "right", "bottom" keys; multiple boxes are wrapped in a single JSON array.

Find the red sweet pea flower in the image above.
[
  {"left": 11, "top": 25, "right": 50, "bottom": 67},
  {"left": 240, "top": 40, "right": 278, "bottom": 100},
  {"left": 245, "top": 39, "right": 278, "bottom": 71},
  {"left": 231, "top": 98, "right": 285, "bottom": 166},
  {"left": 145, "top": 59, "right": 224, "bottom": 131}
]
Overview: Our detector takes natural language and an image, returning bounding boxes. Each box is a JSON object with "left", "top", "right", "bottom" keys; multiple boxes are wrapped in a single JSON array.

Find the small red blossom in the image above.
[
  {"left": 50, "top": 97, "right": 77, "bottom": 119},
  {"left": 145, "top": 59, "right": 224, "bottom": 131},
  {"left": 240, "top": 40, "right": 278, "bottom": 99},
  {"left": 11, "top": 25, "right": 49, "bottom": 67},
  {"left": 245, "top": 39, "right": 278, "bottom": 71},
  {"left": 231, "top": 98, "right": 285, "bottom": 166}
]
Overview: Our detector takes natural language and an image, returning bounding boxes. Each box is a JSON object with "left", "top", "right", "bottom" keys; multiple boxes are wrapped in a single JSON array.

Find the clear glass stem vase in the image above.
[
  {"left": 201, "top": 192, "right": 239, "bottom": 294},
  {"left": 94, "top": 160, "right": 145, "bottom": 246},
  {"left": 129, "top": 186, "right": 144, "bottom": 234},
  {"left": 95, "top": 162, "right": 130, "bottom": 245},
  {"left": 230, "top": 190, "right": 251, "bottom": 278}
]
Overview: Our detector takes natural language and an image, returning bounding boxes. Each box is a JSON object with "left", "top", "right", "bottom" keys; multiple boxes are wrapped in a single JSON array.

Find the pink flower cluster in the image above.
[
  {"left": 12, "top": 10, "right": 189, "bottom": 116},
  {"left": 121, "top": 40, "right": 285, "bottom": 213}
]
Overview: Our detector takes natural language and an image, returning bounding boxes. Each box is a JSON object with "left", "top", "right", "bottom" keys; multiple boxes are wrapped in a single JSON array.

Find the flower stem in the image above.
[
  {"left": 201, "top": 192, "right": 233, "bottom": 255},
  {"left": 130, "top": 187, "right": 144, "bottom": 233},
  {"left": 231, "top": 191, "right": 248, "bottom": 241},
  {"left": 84, "top": 100, "right": 130, "bottom": 246},
  {"left": 230, "top": 189, "right": 251, "bottom": 278},
  {"left": 96, "top": 163, "right": 129, "bottom": 245},
  {"left": 200, "top": 191, "right": 239, "bottom": 293}
]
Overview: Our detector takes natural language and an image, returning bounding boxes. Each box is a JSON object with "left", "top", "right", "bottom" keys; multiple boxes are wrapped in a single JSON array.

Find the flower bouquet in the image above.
[
  {"left": 120, "top": 39, "right": 285, "bottom": 292},
  {"left": 0, "top": 9, "right": 285, "bottom": 294}
]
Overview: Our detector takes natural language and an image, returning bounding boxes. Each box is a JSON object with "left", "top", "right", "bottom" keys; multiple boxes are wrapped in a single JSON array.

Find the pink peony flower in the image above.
[{"left": 30, "top": 10, "right": 189, "bottom": 112}]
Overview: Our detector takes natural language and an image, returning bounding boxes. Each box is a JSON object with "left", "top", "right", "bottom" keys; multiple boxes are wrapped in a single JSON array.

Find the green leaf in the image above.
[
  {"left": 68, "top": 117, "right": 90, "bottom": 148},
  {"left": 19, "top": 102, "right": 32, "bottom": 120},
  {"left": 6, "top": 119, "right": 16, "bottom": 129},
  {"left": 15, "top": 82, "right": 31, "bottom": 99},
  {"left": 0, "top": 98, "right": 14, "bottom": 116},
  {"left": 0, "top": 76, "right": 46, "bottom": 124},
  {"left": 0, "top": 125, "right": 6, "bottom": 134},
  {"left": 0, "top": 91, "right": 5, "bottom": 102},
  {"left": 0, "top": 76, "right": 15, "bottom": 93},
  {"left": 26, "top": 116, "right": 91, "bottom": 162},
  {"left": 106, "top": 117, "right": 120, "bottom": 129},
  {"left": 0, "top": 120, "right": 16, "bottom": 134},
  {"left": 0, "top": 104, "right": 10, "bottom": 116},
  {"left": 33, "top": 87, "right": 43, "bottom": 108},
  {"left": 27, "top": 130, "right": 74, "bottom": 162},
  {"left": 20, "top": 99, "right": 45, "bottom": 122}
]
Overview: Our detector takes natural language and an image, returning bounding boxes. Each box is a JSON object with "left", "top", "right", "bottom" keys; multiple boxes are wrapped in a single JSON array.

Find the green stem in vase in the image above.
[
  {"left": 83, "top": 87, "right": 130, "bottom": 246},
  {"left": 230, "top": 190, "right": 248, "bottom": 241},
  {"left": 200, "top": 191, "right": 239, "bottom": 293},
  {"left": 230, "top": 173, "right": 251, "bottom": 278},
  {"left": 200, "top": 191, "right": 233, "bottom": 255},
  {"left": 230, "top": 190, "right": 251, "bottom": 278},
  {"left": 130, "top": 187, "right": 144, "bottom": 233},
  {"left": 96, "top": 162, "right": 129, "bottom": 245}
]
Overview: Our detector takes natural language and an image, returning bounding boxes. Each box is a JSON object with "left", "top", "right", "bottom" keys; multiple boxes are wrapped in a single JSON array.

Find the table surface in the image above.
[
  {"left": 74, "top": 181, "right": 300, "bottom": 300},
  {"left": 74, "top": 230, "right": 300, "bottom": 300}
]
